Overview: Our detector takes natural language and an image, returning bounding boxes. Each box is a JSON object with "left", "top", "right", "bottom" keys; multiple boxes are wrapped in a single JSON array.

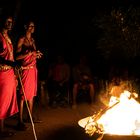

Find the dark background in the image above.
[{"left": 1, "top": 0, "right": 140, "bottom": 79}]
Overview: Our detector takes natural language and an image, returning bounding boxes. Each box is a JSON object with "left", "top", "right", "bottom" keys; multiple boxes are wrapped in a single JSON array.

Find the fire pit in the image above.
[
  {"left": 86, "top": 133, "right": 140, "bottom": 140},
  {"left": 102, "top": 135, "right": 140, "bottom": 140},
  {"left": 78, "top": 90, "right": 140, "bottom": 140}
]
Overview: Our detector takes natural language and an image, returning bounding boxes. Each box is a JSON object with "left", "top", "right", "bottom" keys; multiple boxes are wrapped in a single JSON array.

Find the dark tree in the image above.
[{"left": 93, "top": 6, "right": 140, "bottom": 65}]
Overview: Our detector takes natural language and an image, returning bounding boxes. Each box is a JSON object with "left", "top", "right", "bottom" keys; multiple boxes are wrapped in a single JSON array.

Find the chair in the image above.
[
  {"left": 48, "top": 80, "right": 71, "bottom": 107},
  {"left": 72, "top": 76, "right": 95, "bottom": 107}
]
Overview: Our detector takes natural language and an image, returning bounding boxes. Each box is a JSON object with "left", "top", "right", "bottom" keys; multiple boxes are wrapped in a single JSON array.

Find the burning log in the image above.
[
  {"left": 82, "top": 101, "right": 120, "bottom": 136},
  {"left": 79, "top": 90, "right": 140, "bottom": 140}
]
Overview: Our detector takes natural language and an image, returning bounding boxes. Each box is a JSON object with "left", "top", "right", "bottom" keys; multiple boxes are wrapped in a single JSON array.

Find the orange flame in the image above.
[{"left": 78, "top": 91, "right": 140, "bottom": 136}]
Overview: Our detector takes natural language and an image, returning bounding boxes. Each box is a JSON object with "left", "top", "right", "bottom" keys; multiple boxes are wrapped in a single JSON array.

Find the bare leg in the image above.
[
  {"left": 72, "top": 84, "right": 79, "bottom": 109},
  {"left": 19, "top": 100, "right": 24, "bottom": 123},
  {"left": 0, "top": 119, "right": 15, "bottom": 136},
  {"left": 28, "top": 98, "right": 42, "bottom": 123},
  {"left": 73, "top": 84, "right": 79, "bottom": 105},
  {"left": 28, "top": 99, "right": 33, "bottom": 116},
  {"left": 0, "top": 119, "right": 4, "bottom": 132},
  {"left": 89, "top": 83, "right": 94, "bottom": 104},
  {"left": 16, "top": 99, "right": 27, "bottom": 131}
]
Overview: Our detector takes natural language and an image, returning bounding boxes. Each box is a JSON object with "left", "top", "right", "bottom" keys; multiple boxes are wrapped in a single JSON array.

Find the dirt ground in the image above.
[
  {"left": 0, "top": 101, "right": 103, "bottom": 140},
  {"left": 1, "top": 101, "right": 140, "bottom": 140}
]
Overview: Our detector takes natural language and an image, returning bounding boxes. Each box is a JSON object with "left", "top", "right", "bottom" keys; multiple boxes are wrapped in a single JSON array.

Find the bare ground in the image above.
[{"left": 1, "top": 101, "right": 140, "bottom": 140}]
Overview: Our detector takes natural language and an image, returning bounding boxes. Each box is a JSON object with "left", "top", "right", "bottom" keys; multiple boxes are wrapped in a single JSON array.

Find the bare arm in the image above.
[
  {"left": 0, "top": 40, "right": 16, "bottom": 66},
  {"left": 16, "top": 38, "right": 32, "bottom": 60},
  {"left": 32, "top": 39, "right": 43, "bottom": 59}
]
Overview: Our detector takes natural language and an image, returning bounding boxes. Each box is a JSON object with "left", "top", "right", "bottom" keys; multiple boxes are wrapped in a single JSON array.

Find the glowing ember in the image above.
[{"left": 78, "top": 90, "right": 140, "bottom": 136}]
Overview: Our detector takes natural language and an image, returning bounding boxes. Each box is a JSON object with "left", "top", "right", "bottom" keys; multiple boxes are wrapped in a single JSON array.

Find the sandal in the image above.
[
  {"left": 24, "top": 117, "right": 42, "bottom": 123},
  {"left": 33, "top": 119, "right": 42, "bottom": 123},
  {"left": 0, "top": 131, "right": 15, "bottom": 138},
  {"left": 15, "top": 122, "right": 28, "bottom": 131}
]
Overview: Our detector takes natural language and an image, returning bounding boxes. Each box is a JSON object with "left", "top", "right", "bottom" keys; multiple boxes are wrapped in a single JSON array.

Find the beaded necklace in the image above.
[{"left": 2, "top": 32, "right": 13, "bottom": 59}]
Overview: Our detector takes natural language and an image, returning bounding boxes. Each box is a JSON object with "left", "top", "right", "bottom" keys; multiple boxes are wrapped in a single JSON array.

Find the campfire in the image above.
[{"left": 78, "top": 89, "right": 140, "bottom": 139}]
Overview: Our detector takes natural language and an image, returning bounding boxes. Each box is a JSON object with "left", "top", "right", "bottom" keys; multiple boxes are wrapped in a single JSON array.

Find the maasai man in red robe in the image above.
[
  {"left": 0, "top": 16, "right": 18, "bottom": 137},
  {"left": 16, "top": 20, "right": 42, "bottom": 130}
]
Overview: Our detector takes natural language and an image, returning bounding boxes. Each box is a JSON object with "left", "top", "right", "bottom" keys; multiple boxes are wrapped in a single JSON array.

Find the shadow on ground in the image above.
[{"left": 40, "top": 125, "right": 95, "bottom": 140}]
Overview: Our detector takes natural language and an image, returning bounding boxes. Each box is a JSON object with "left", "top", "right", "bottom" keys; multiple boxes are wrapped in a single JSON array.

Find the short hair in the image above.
[
  {"left": 23, "top": 17, "right": 35, "bottom": 29},
  {"left": 0, "top": 14, "right": 13, "bottom": 30}
]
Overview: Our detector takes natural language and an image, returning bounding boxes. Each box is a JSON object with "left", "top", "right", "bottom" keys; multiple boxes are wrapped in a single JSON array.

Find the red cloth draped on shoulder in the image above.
[
  {"left": 19, "top": 44, "right": 37, "bottom": 100},
  {"left": 0, "top": 33, "right": 18, "bottom": 119}
]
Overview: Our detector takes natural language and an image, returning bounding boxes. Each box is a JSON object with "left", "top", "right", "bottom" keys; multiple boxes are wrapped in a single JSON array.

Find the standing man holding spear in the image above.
[{"left": 0, "top": 15, "right": 18, "bottom": 137}]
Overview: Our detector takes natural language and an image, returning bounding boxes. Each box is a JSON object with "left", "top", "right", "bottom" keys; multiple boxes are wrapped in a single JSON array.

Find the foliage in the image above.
[{"left": 93, "top": 6, "right": 140, "bottom": 64}]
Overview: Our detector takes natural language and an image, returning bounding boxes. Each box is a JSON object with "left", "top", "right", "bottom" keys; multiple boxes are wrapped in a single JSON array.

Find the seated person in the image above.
[
  {"left": 72, "top": 55, "right": 94, "bottom": 108},
  {"left": 47, "top": 55, "right": 70, "bottom": 107}
]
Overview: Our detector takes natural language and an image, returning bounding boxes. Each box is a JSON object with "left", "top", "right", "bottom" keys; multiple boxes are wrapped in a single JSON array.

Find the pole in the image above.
[{"left": 16, "top": 68, "right": 38, "bottom": 140}]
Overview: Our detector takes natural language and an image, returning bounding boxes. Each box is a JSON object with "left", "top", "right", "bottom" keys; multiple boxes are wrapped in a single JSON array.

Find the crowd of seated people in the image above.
[
  {"left": 43, "top": 54, "right": 139, "bottom": 109},
  {"left": 37, "top": 54, "right": 140, "bottom": 111},
  {"left": 45, "top": 54, "right": 95, "bottom": 108}
]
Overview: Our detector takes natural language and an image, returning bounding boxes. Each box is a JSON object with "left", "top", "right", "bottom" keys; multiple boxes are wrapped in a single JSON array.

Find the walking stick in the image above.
[{"left": 16, "top": 67, "right": 38, "bottom": 140}]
